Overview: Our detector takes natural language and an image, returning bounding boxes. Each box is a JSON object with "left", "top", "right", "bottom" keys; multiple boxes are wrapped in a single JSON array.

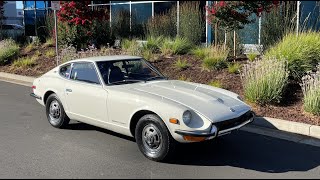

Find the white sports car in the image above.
[{"left": 30, "top": 55, "right": 255, "bottom": 161}]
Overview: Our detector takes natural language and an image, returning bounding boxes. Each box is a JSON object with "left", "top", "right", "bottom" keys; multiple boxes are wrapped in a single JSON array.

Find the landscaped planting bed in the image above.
[{"left": 0, "top": 46, "right": 319, "bottom": 125}]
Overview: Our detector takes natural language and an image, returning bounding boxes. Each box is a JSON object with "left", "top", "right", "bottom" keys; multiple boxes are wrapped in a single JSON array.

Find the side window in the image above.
[
  {"left": 59, "top": 64, "right": 71, "bottom": 79},
  {"left": 70, "top": 62, "right": 101, "bottom": 85}
]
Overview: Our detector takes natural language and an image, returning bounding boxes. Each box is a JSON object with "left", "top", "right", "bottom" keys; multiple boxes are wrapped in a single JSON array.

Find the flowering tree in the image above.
[
  {"left": 57, "top": 1, "right": 109, "bottom": 49},
  {"left": 206, "top": 1, "right": 280, "bottom": 31},
  {"left": 206, "top": 1, "right": 280, "bottom": 56}
]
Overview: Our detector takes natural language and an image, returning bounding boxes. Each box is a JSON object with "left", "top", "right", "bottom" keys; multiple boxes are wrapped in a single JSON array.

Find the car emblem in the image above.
[{"left": 230, "top": 108, "right": 236, "bottom": 112}]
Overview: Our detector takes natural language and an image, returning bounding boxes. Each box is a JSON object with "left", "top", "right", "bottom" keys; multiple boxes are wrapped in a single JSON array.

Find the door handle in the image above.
[{"left": 66, "top": 89, "right": 72, "bottom": 92}]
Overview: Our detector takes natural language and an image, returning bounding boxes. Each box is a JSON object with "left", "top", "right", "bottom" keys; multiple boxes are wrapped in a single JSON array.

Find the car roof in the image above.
[{"left": 66, "top": 55, "right": 143, "bottom": 64}]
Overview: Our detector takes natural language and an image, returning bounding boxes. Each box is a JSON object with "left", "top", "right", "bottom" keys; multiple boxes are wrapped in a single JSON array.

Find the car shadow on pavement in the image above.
[
  {"left": 65, "top": 121, "right": 136, "bottom": 142},
  {"left": 166, "top": 130, "right": 320, "bottom": 173},
  {"left": 64, "top": 121, "right": 320, "bottom": 174}
]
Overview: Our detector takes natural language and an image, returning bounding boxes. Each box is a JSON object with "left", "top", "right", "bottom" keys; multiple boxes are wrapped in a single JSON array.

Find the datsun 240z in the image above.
[{"left": 30, "top": 55, "right": 255, "bottom": 161}]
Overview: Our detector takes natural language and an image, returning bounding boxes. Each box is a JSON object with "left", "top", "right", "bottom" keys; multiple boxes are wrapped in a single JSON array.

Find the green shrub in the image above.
[
  {"left": 261, "top": 2, "right": 299, "bottom": 50},
  {"left": 171, "top": 37, "right": 193, "bottom": 55},
  {"left": 45, "top": 12, "right": 55, "bottom": 39},
  {"left": 160, "top": 37, "right": 193, "bottom": 56},
  {"left": 143, "top": 36, "right": 164, "bottom": 53},
  {"left": 121, "top": 39, "right": 141, "bottom": 56},
  {"left": 174, "top": 57, "right": 190, "bottom": 70},
  {"left": 241, "top": 57, "right": 289, "bottom": 105},
  {"left": 121, "top": 39, "right": 135, "bottom": 51},
  {"left": 203, "top": 57, "right": 227, "bottom": 71},
  {"left": 45, "top": 49, "right": 55, "bottom": 58},
  {"left": 247, "top": 52, "right": 258, "bottom": 62},
  {"left": 0, "top": 39, "right": 20, "bottom": 65},
  {"left": 34, "top": 50, "right": 41, "bottom": 57},
  {"left": 145, "top": 7, "right": 176, "bottom": 38},
  {"left": 58, "top": 22, "right": 78, "bottom": 48},
  {"left": 208, "top": 80, "right": 223, "bottom": 88},
  {"left": 91, "top": 19, "right": 113, "bottom": 47},
  {"left": 142, "top": 49, "right": 153, "bottom": 61},
  {"left": 192, "top": 47, "right": 209, "bottom": 59},
  {"left": 301, "top": 64, "right": 320, "bottom": 116},
  {"left": 12, "top": 56, "right": 37, "bottom": 68},
  {"left": 142, "top": 50, "right": 160, "bottom": 62},
  {"left": 160, "top": 37, "right": 174, "bottom": 56},
  {"left": 43, "top": 38, "right": 54, "bottom": 48},
  {"left": 201, "top": 45, "right": 229, "bottom": 71},
  {"left": 265, "top": 32, "right": 320, "bottom": 80},
  {"left": 179, "top": 1, "right": 204, "bottom": 45},
  {"left": 24, "top": 43, "right": 35, "bottom": 53},
  {"left": 228, "top": 62, "right": 241, "bottom": 74},
  {"left": 112, "top": 9, "right": 131, "bottom": 39}
]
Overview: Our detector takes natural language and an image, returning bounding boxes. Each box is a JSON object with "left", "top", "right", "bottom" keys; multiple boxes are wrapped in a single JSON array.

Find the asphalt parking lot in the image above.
[{"left": 0, "top": 80, "right": 319, "bottom": 179}]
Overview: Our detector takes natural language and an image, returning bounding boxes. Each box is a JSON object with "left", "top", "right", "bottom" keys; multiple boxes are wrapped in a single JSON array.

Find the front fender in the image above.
[{"left": 128, "top": 95, "right": 213, "bottom": 143}]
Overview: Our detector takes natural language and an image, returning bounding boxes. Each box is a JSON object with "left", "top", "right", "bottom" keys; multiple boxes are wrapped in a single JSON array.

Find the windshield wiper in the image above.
[
  {"left": 109, "top": 79, "right": 144, "bottom": 85},
  {"left": 145, "top": 76, "right": 167, "bottom": 81}
]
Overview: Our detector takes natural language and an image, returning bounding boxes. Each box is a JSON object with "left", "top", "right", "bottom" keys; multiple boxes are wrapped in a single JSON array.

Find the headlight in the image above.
[{"left": 183, "top": 110, "right": 192, "bottom": 125}]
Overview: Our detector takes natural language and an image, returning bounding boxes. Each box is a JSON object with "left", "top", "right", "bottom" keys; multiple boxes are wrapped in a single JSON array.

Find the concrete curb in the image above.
[
  {"left": 0, "top": 71, "right": 319, "bottom": 144},
  {"left": 0, "top": 72, "right": 34, "bottom": 87},
  {"left": 250, "top": 117, "right": 320, "bottom": 139}
]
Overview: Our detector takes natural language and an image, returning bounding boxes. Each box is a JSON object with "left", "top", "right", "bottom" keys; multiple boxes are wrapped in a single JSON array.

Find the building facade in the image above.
[
  {"left": 3, "top": 1, "right": 23, "bottom": 25},
  {"left": 22, "top": 1, "right": 320, "bottom": 46}
]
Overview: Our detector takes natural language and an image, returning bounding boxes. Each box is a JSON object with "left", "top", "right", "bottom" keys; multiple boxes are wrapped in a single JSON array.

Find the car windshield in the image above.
[{"left": 96, "top": 58, "right": 166, "bottom": 85}]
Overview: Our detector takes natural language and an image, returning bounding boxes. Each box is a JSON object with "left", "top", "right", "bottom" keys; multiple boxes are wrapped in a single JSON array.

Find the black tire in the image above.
[
  {"left": 45, "top": 93, "right": 70, "bottom": 128},
  {"left": 135, "top": 114, "right": 176, "bottom": 162}
]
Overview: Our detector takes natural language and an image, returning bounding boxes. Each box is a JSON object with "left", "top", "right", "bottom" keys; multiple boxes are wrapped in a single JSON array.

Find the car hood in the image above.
[{"left": 132, "top": 80, "right": 251, "bottom": 122}]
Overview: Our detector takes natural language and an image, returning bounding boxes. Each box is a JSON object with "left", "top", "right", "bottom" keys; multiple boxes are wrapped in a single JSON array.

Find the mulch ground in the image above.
[
  {"left": 0, "top": 45, "right": 56, "bottom": 77},
  {"left": 0, "top": 47, "right": 319, "bottom": 125}
]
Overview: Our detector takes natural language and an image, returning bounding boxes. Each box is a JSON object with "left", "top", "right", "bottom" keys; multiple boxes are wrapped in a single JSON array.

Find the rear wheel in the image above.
[
  {"left": 135, "top": 114, "right": 176, "bottom": 162},
  {"left": 45, "top": 93, "right": 70, "bottom": 128}
]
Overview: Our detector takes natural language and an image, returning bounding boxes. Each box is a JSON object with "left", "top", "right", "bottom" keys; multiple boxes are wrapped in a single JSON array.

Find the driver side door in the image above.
[{"left": 64, "top": 62, "right": 109, "bottom": 124}]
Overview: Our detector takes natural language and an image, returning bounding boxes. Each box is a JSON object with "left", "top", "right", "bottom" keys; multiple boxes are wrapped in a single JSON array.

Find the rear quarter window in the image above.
[{"left": 59, "top": 64, "right": 71, "bottom": 79}]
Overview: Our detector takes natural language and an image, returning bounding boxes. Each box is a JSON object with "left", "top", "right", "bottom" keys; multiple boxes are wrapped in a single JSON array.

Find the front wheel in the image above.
[
  {"left": 45, "top": 93, "right": 70, "bottom": 128},
  {"left": 135, "top": 114, "right": 176, "bottom": 162}
]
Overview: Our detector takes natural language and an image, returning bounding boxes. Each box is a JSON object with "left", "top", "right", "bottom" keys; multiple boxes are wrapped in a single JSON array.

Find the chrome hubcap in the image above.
[
  {"left": 49, "top": 100, "right": 61, "bottom": 124},
  {"left": 142, "top": 124, "right": 162, "bottom": 153}
]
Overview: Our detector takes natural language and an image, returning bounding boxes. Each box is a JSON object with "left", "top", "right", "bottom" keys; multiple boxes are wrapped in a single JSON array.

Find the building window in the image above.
[
  {"left": 154, "top": 1, "right": 176, "bottom": 15},
  {"left": 23, "top": 1, "right": 51, "bottom": 37},
  {"left": 238, "top": 13, "right": 259, "bottom": 44},
  {"left": 131, "top": 3, "right": 152, "bottom": 24},
  {"left": 24, "top": 1, "right": 35, "bottom": 9},
  {"left": 24, "top": 10, "right": 35, "bottom": 36},
  {"left": 36, "top": 1, "right": 46, "bottom": 9}
]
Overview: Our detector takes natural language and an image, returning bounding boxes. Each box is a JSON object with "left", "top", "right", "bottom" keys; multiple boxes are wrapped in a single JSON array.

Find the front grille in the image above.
[{"left": 214, "top": 111, "right": 253, "bottom": 131}]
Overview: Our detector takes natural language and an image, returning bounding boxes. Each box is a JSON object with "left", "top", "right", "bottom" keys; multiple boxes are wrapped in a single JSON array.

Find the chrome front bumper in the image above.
[
  {"left": 175, "top": 111, "right": 255, "bottom": 140},
  {"left": 217, "top": 118, "right": 253, "bottom": 137}
]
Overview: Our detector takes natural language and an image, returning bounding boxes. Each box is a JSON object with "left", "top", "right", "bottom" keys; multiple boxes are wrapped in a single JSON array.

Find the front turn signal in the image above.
[{"left": 169, "top": 118, "right": 179, "bottom": 124}]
